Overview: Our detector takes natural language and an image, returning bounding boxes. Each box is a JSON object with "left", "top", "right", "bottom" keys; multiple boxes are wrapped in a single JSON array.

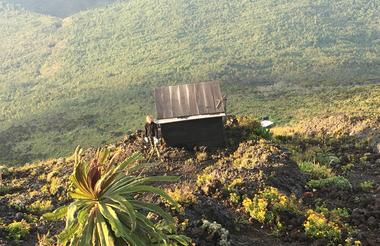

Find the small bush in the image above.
[
  {"left": 307, "top": 176, "right": 352, "bottom": 190},
  {"left": 37, "top": 173, "right": 46, "bottom": 181},
  {"left": 196, "top": 152, "right": 208, "bottom": 162},
  {"left": 232, "top": 140, "right": 279, "bottom": 169},
  {"left": 49, "top": 177, "right": 61, "bottom": 195},
  {"left": 315, "top": 152, "right": 340, "bottom": 166},
  {"left": 6, "top": 220, "right": 31, "bottom": 240},
  {"left": 22, "top": 214, "right": 38, "bottom": 223},
  {"left": 40, "top": 184, "right": 49, "bottom": 194},
  {"left": 304, "top": 210, "right": 341, "bottom": 242},
  {"left": 167, "top": 186, "right": 197, "bottom": 205},
  {"left": 0, "top": 165, "right": 9, "bottom": 173},
  {"left": 341, "top": 163, "right": 354, "bottom": 172},
  {"left": 0, "top": 165, "right": 9, "bottom": 186},
  {"left": 345, "top": 238, "right": 362, "bottom": 246},
  {"left": 315, "top": 205, "right": 350, "bottom": 221},
  {"left": 184, "top": 158, "right": 194, "bottom": 165},
  {"left": 46, "top": 171, "right": 58, "bottom": 182},
  {"left": 196, "top": 168, "right": 215, "bottom": 186},
  {"left": 201, "top": 220, "right": 230, "bottom": 246},
  {"left": 229, "top": 193, "right": 240, "bottom": 205},
  {"left": 27, "top": 200, "right": 53, "bottom": 213},
  {"left": 330, "top": 208, "right": 350, "bottom": 220},
  {"left": 9, "top": 197, "right": 28, "bottom": 210},
  {"left": 225, "top": 178, "right": 243, "bottom": 192},
  {"left": 234, "top": 116, "right": 272, "bottom": 141},
  {"left": 243, "top": 187, "right": 298, "bottom": 228},
  {"left": 0, "top": 186, "right": 16, "bottom": 195},
  {"left": 298, "top": 162, "right": 334, "bottom": 179},
  {"left": 248, "top": 126, "right": 272, "bottom": 140},
  {"left": 359, "top": 180, "right": 374, "bottom": 191},
  {"left": 37, "top": 233, "right": 54, "bottom": 246}
]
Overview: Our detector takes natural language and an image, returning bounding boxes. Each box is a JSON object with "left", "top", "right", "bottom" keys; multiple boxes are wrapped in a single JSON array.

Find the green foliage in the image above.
[
  {"left": 304, "top": 206, "right": 352, "bottom": 243},
  {"left": 229, "top": 193, "right": 240, "bottom": 205},
  {"left": 307, "top": 176, "right": 352, "bottom": 190},
  {"left": 46, "top": 171, "right": 59, "bottom": 182},
  {"left": 329, "top": 208, "right": 350, "bottom": 220},
  {"left": 248, "top": 125, "right": 273, "bottom": 141},
  {"left": 27, "top": 200, "right": 53, "bottom": 213},
  {"left": 315, "top": 152, "right": 340, "bottom": 166},
  {"left": 200, "top": 220, "right": 230, "bottom": 246},
  {"left": 196, "top": 167, "right": 215, "bottom": 186},
  {"left": 225, "top": 178, "right": 243, "bottom": 192},
  {"left": 5, "top": 0, "right": 118, "bottom": 17},
  {"left": 304, "top": 210, "right": 341, "bottom": 242},
  {"left": 43, "top": 147, "right": 190, "bottom": 245},
  {"left": 49, "top": 176, "right": 61, "bottom": 195},
  {"left": 298, "top": 161, "right": 334, "bottom": 179},
  {"left": 0, "top": 186, "right": 15, "bottom": 195},
  {"left": 359, "top": 180, "right": 374, "bottom": 191},
  {"left": 243, "top": 187, "right": 299, "bottom": 228},
  {"left": 0, "top": 165, "right": 9, "bottom": 175},
  {"left": 6, "top": 220, "right": 31, "bottom": 240},
  {"left": 234, "top": 117, "right": 273, "bottom": 141},
  {"left": 0, "top": 0, "right": 379, "bottom": 165},
  {"left": 195, "top": 152, "right": 208, "bottom": 162},
  {"left": 166, "top": 186, "right": 197, "bottom": 205},
  {"left": 37, "top": 232, "right": 55, "bottom": 246},
  {"left": 22, "top": 213, "right": 39, "bottom": 223},
  {"left": 340, "top": 163, "right": 354, "bottom": 173},
  {"left": 0, "top": 165, "right": 8, "bottom": 186},
  {"left": 232, "top": 139, "right": 280, "bottom": 169}
]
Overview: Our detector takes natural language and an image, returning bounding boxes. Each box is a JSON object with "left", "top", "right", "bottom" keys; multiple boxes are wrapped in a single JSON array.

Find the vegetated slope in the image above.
[
  {"left": 0, "top": 116, "right": 379, "bottom": 245},
  {"left": 0, "top": 0, "right": 379, "bottom": 165},
  {"left": 5, "top": 0, "right": 121, "bottom": 17},
  {"left": 0, "top": 3, "right": 60, "bottom": 96}
]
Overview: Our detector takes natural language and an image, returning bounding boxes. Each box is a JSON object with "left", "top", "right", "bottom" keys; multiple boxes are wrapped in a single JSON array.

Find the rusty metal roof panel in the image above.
[{"left": 154, "top": 81, "right": 225, "bottom": 120}]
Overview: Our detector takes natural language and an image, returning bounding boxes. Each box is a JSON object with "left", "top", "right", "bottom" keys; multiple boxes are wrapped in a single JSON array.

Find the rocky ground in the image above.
[{"left": 0, "top": 114, "right": 379, "bottom": 245}]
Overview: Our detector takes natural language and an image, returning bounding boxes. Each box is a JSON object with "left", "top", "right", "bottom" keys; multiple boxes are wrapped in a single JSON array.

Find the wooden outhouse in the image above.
[{"left": 154, "top": 81, "right": 226, "bottom": 148}]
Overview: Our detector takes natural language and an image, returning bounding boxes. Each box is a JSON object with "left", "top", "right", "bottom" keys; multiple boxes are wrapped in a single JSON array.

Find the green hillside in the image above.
[
  {"left": 0, "top": 0, "right": 379, "bottom": 165},
  {"left": 5, "top": 0, "right": 120, "bottom": 17}
]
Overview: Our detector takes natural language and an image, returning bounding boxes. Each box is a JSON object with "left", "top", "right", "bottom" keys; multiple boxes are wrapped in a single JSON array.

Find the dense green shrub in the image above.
[
  {"left": 298, "top": 162, "right": 333, "bottom": 179},
  {"left": 27, "top": 200, "right": 53, "bottom": 213},
  {"left": 6, "top": 220, "right": 31, "bottom": 240},
  {"left": 359, "top": 180, "right": 375, "bottom": 191},
  {"left": 307, "top": 176, "right": 352, "bottom": 190}
]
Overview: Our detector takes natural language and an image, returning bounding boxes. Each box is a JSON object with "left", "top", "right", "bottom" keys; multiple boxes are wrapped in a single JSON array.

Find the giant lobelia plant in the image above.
[{"left": 43, "top": 147, "right": 191, "bottom": 245}]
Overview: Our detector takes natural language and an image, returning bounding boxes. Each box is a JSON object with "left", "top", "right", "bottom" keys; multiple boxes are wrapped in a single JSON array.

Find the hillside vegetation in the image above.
[
  {"left": 0, "top": 0, "right": 379, "bottom": 165},
  {"left": 0, "top": 115, "right": 379, "bottom": 245},
  {"left": 5, "top": 0, "right": 120, "bottom": 17}
]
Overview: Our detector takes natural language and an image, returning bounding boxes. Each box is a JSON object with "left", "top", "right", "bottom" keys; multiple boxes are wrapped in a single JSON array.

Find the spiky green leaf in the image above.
[{"left": 42, "top": 205, "right": 68, "bottom": 220}]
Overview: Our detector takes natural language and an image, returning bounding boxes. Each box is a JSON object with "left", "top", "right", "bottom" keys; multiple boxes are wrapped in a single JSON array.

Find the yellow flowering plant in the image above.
[
  {"left": 304, "top": 209, "right": 341, "bottom": 242},
  {"left": 242, "top": 187, "right": 298, "bottom": 227}
]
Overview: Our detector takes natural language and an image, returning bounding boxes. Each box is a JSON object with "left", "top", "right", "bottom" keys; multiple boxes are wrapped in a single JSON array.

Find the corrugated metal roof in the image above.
[{"left": 154, "top": 81, "right": 225, "bottom": 120}]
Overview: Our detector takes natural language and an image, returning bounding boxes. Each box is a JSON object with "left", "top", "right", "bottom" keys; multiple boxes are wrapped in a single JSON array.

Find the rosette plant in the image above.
[{"left": 43, "top": 147, "right": 190, "bottom": 246}]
